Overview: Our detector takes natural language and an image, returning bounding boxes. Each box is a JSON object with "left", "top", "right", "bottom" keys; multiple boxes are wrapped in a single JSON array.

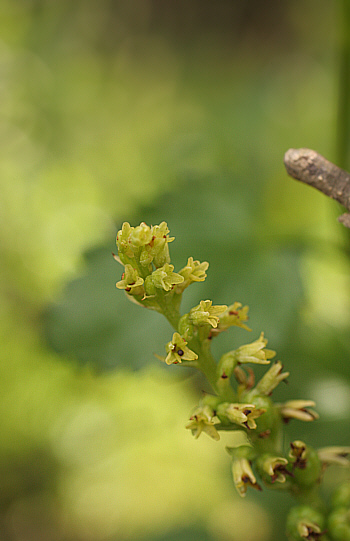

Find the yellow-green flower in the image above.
[
  {"left": 217, "top": 302, "right": 251, "bottom": 332},
  {"left": 151, "top": 263, "right": 184, "bottom": 292},
  {"left": 165, "top": 332, "right": 198, "bottom": 365},
  {"left": 257, "top": 454, "right": 289, "bottom": 484},
  {"left": 231, "top": 456, "right": 262, "bottom": 497},
  {"left": 186, "top": 405, "right": 220, "bottom": 441},
  {"left": 116, "top": 222, "right": 134, "bottom": 258},
  {"left": 130, "top": 222, "right": 153, "bottom": 247},
  {"left": 222, "top": 402, "right": 266, "bottom": 430},
  {"left": 317, "top": 446, "right": 350, "bottom": 467},
  {"left": 189, "top": 300, "right": 227, "bottom": 328},
  {"left": 278, "top": 400, "right": 319, "bottom": 422},
  {"left": 116, "top": 264, "right": 144, "bottom": 294},
  {"left": 255, "top": 361, "right": 289, "bottom": 396},
  {"left": 234, "top": 332, "right": 275, "bottom": 365},
  {"left": 150, "top": 221, "right": 175, "bottom": 267},
  {"left": 177, "top": 257, "right": 209, "bottom": 292}
]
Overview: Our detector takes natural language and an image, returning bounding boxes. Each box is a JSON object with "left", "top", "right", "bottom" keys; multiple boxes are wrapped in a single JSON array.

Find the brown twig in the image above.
[{"left": 284, "top": 148, "right": 350, "bottom": 228}]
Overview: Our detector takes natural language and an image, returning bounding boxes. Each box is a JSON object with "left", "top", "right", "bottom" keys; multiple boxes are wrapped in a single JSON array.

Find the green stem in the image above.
[
  {"left": 292, "top": 486, "right": 325, "bottom": 512},
  {"left": 188, "top": 336, "right": 219, "bottom": 393},
  {"left": 187, "top": 336, "right": 236, "bottom": 401},
  {"left": 156, "top": 291, "right": 181, "bottom": 330}
]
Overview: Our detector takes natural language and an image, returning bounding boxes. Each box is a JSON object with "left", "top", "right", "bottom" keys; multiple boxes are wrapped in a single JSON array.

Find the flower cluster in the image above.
[{"left": 114, "top": 221, "right": 350, "bottom": 539}]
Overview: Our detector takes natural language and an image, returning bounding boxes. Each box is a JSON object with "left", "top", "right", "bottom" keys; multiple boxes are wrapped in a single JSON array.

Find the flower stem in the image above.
[
  {"left": 156, "top": 292, "right": 181, "bottom": 330},
  {"left": 190, "top": 338, "right": 219, "bottom": 393}
]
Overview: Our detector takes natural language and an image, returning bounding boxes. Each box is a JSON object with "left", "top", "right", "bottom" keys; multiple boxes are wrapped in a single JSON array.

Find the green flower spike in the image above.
[
  {"left": 219, "top": 402, "right": 266, "bottom": 430},
  {"left": 186, "top": 405, "right": 220, "bottom": 441},
  {"left": 234, "top": 332, "right": 276, "bottom": 365},
  {"left": 189, "top": 300, "right": 227, "bottom": 328},
  {"left": 165, "top": 332, "right": 198, "bottom": 365},
  {"left": 278, "top": 400, "right": 319, "bottom": 423},
  {"left": 116, "top": 264, "right": 144, "bottom": 295},
  {"left": 150, "top": 263, "right": 184, "bottom": 292},
  {"left": 254, "top": 360, "right": 289, "bottom": 396},
  {"left": 227, "top": 446, "right": 262, "bottom": 497}
]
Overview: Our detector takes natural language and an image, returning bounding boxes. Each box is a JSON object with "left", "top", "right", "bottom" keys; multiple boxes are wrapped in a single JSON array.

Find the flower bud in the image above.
[
  {"left": 328, "top": 507, "right": 350, "bottom": 541},
  {"left": 331, "top": 481, "right": 350, "bottom": 509},
  {"left": 317, "top": 447, "right": 350, "bottom": 467},
  {"left": 254, "top": 360, "right": 289, "bottom": 396},
  {"left": 278, "top": 400, "right": 319, "bottom": 423},
  {"left": 150, "top": 222, "right": 174, "bottom": 268},
  {"left": 227, "top": 445, "right": 261, "bottom": 497},
  {"left": 289, "top": 441, "right": 322, "bottom": 489},
  {"left": 233, "top": 332, "right": 275, "bottom": 365},
  {"left": 286, "top": 505, "right": 326, "bottom": 540},
  {"left": 329, "top": 485, "right": 350, "bottom": 541},
  {"left": 255, "top": 454, "right": 290, "bottom": 487},
  {"left": 116, "top": 222, "right": 135, "bottom": 260}
]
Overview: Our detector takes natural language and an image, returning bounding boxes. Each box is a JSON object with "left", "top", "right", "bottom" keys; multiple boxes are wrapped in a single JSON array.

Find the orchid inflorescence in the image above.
[{"left": 114, "top": 221, "right": 350, "bottom": 541}]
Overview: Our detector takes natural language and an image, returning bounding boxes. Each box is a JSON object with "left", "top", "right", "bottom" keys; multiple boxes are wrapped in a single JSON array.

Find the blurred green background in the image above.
[{"left": 1, "top": 1, "right": 350, "bottom": 540}]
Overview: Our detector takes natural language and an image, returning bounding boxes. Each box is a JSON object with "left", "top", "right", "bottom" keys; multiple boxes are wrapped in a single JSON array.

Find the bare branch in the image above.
[{"left": 284, "top": 148, "right": 350, "bottom": 227}]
